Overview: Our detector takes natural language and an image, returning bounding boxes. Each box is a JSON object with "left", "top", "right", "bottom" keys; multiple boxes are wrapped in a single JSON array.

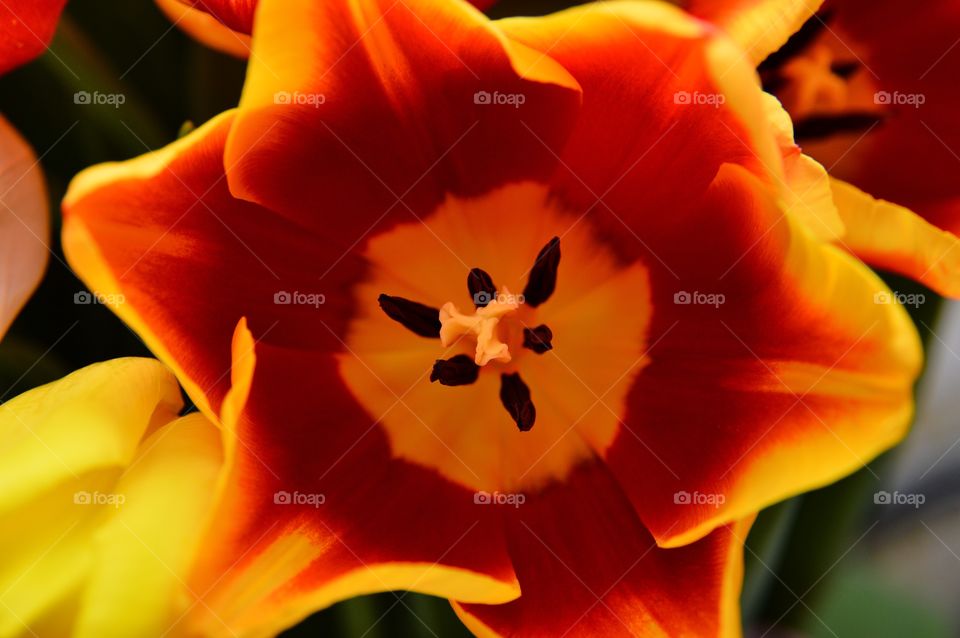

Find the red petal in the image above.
[
  {"left": 185, "top": 341, "right": 520, "bottom": 636},
  {"left": 605, "top": 165, "right": 920, "bottom": 546},
  {"left": 223, "top": 0, "right": 581, "bottom": 237},
  {"left": 0, "top": 0, "right": 67, "bottom": 75},
  {"left": 455, "top": 461, "right": 751, "bottom": 637},
  {"left": 63, "top": 112, "right": 363, "bottom": 419}
]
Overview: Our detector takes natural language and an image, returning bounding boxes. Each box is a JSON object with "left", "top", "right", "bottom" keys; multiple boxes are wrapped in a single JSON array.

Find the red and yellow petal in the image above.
[
  {"left": 224, "top": 0, "right": 581, "bottom": 233},
  {"left": 495, "top": 3, "right": 919, "bottom": 546},
  {"left": 63, "top": 110, "right": 362, "bottom": 423},
  {"left": 0, "top": 115, "right": 48, "bottom": 340},
  {"left": 155, "top": 0, "right": 252, "bottom": 58},
  {"left": 601, "top": 163, "right": 920, "bottom": 547},
  {"left": 683, "top": 0, "right": 825, "bottom": 65},
  {"left": 830, "top": 179, "right": 960, "bottom": 298},
  {"left": 158, "top": 0, "right": 501, "bottom": 57},
  {"left": 498, "top": 0, "right": 788, "bottom": 245},
  {"left": 63, "top": 114, "right": 521, "bottom": 637},
  {"left": 182, "top": 340, "right": 520, "bottom": 637},
  {"left": 454, "top": 462, "right": 752, "bottom": 638},
  {"left": 0, "top": 0, "right": 67, "bottom": 75}
]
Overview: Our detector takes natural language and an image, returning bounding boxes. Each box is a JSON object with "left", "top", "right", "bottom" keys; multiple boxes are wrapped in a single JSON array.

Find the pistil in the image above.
[{"left": 439, "top": 289, "right": 519, "bottom": 365}]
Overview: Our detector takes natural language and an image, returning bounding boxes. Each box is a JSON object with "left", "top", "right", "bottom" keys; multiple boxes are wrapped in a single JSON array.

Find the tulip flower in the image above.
[
  {"left": 63, "top": 0, "right": 921, "bottom": 635},
  {"left": 0, "top": 358, "right": 225, "bottom": 636},
  {"left": 686, "top": 0, "right": 960, "bottom": 296}
]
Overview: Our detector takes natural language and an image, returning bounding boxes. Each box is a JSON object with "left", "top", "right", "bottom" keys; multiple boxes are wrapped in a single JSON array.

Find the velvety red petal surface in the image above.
[
  {"left": 0, "top": 0, "right": 68, "bottom": 75},
  {"left": 819, "top": 0, "right": 960, "bottom": 234},
  {"left": 455, "top": 461, "right": 750, "bottom": 638},
  {"left": 502, "top": 2, "right": 919, "bottom": 546},
  {"left": 223, "top": 0, "right": 581, "bottom": 237}
]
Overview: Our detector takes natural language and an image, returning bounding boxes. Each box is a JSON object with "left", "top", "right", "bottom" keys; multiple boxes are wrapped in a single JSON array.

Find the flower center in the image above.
[
  {"left": 339, "top": 183, "right": 651, "bottom": 492},
  {"left": 760, "top": 11, "right": 882, "bottom": 146},
  {"left": 439, "top": 288, "right": 521, "bottom": 366}
]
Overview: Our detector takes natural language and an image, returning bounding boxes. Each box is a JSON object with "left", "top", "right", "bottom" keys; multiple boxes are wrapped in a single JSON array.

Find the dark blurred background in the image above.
[{"left": 0, "top": 1, "right": 957, "bottom": 636}]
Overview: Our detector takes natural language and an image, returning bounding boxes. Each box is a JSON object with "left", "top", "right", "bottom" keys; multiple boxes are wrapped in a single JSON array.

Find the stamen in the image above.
[
  {"left": 793, "top": 113, "right": 884, "bottom": 141},
  {"left": 522, "top": 325, "right": 553, "bottom": 354},
  {"left": 467, "top": 268, "right": 497, "bottom": 308},
  {"left": 430, "top": 355, "right": 480, "bottom": 386},
  {"left": 830, "top": 61, "right": 859, "bottom": 79},
  {"left": 439, "top": 290, "right": 519, "bottom": 365},
  {"left": 523, "top": 237, "right": 560, "bottom": 308},
  {"left": 500, "top": 372, "right": 536, "bottom": 431},
  {"left": 378, "top": 294, "right": 441, "bottom": 338}
]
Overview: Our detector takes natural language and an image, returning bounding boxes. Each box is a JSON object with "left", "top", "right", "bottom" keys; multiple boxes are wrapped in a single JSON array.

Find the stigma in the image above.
[{"left": 439, "top": 288, "right": 520, "bottom": 366}]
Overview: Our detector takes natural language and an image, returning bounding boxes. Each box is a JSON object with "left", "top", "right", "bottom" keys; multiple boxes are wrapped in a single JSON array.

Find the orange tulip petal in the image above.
[
  {"left": 0, "top": 116, "right": 48, "bottom": 340},
  {"left": 182, "top": 340, "right": 520, "bottom": 636},
  {"left": 497, "top": 1, "right": 784, "bottom": 240},
  {"left": 453, "top": 462, "right": 751, "bottom": 637},
  {"left": 155, "top": 0, "right": 252, "bottom": 58},
  {"left": 63, "top": 114, "right": 521, "bottom": 635},
  {"left": 683, "top": 0, "right": 825, "bottom": 65},
  {"left": 830, "top": 179, "right": 960, "bottom": 298},
  {"left": 0, "top": 0, "right": 67, "bottom": 75},
  {"left": 159, "top": 0, "right": 500, "bottom": 55},
  {"left": 597, "top": 164, "right": 920, "bottom": 547},
  {"left": 223, "top": 0, "right": 582, "bottom": 233},
  {"left": 62, "top": 111, "right": 355, "bottom": 422}
]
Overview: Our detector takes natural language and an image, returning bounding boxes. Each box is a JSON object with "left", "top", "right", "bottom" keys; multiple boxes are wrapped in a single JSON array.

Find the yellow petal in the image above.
[
  {"left": 74, "top": 413, "right": 223, "bottom": 638},
  {"left": 831, "top": 178, "right": 960, "bottom": 298},
  {"left": 763, "top": 92, "right": 844, "bottom": 241},
  {"left": 0, "top": 358, "right": 183, "bottom": 635},
  {"left": 0, "top": 358, "right": 182, "bottom": 514}
]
